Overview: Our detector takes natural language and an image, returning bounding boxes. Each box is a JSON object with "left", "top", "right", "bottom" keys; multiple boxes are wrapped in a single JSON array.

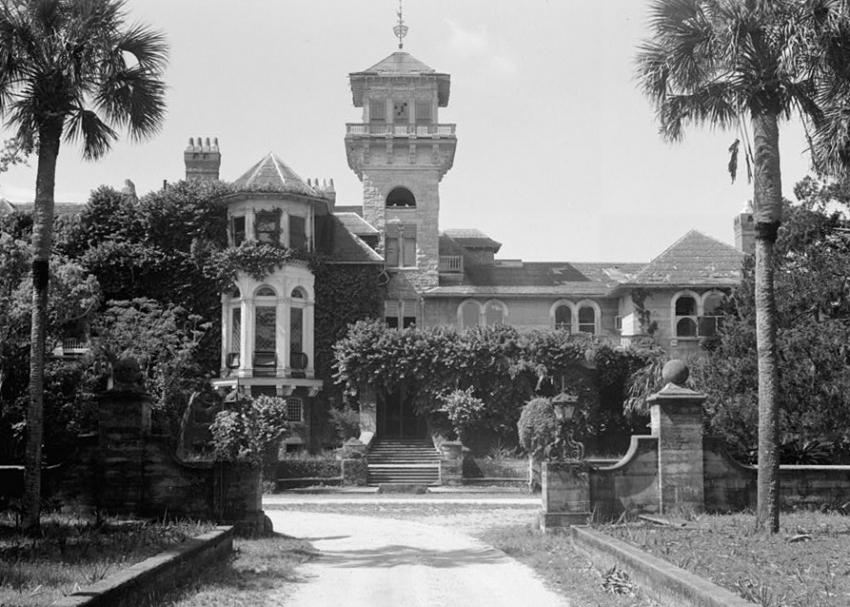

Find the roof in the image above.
[
  {"left": 335, "top": 212, "right": 378, "bottom": 236},
  {"left": 232, "top": 153, "right": 319, "bottom": 197},
  {"left": 442, "top": 228, "right": 502, "bottom": 252},
  {"left": 349, "top": 51, "right": 451, "bottom": 107},
  {"left": 427, "top": 260, "right": 644, "bottom": 298},
  {"left": 315, "top": 214, "right": 383, "bottom": 264},
  {"left": 628, "top": 230, "right": 743, "bottom": 287},
  {"left": 334, "top": 205, "right": 363, "bottom": 216}
]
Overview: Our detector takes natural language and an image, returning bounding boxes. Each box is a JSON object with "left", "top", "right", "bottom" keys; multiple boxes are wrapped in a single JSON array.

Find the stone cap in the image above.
[{"left": 647, "top": 360, "right": 706, "bottom": 403}]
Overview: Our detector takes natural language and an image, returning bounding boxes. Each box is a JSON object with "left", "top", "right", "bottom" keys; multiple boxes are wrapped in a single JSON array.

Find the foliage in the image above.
[
  {"left": 90, "top": 298, "right": 210, "bottom": 433},
  {"left": 210, "top": 395, "right": 290, "bottom": 465},
  {"left": 517, "top": 397, "right": 558, "bottom": 461},
  {"left": 439, "top": 387, "right": 487, "bottom": 442},
  {"left": 629, "top": 289, "right": 658, "bottom": 336},
  {"left": 328, "top": 404, "right": 361, "bottom": 443},
  {"left": 334, "top": 320, "right": 659, "bottom": 447},
  {"left": 691, "top": 186, "right": 850, "bottom": 462},
  {"left": 202, "top": 240, "right": 312, "bottom": 289}
]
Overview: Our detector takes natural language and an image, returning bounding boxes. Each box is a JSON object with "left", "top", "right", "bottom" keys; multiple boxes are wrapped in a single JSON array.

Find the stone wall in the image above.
[{"left": 590, "top": 436, "right": 660, "bottom": 519}]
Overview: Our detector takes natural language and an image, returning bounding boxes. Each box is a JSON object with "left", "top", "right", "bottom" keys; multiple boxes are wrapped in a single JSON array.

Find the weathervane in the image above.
[{"left": 393, "top": 0, "right": 408, "bottom": 49}]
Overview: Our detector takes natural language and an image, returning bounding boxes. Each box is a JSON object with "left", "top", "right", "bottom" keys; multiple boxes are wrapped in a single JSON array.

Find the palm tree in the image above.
[
  {"left": 0, "top": 0, "right": 167, "bottom": 533},
  {"left": 636, "top": 0, "right": 850, "bottom": 532}
]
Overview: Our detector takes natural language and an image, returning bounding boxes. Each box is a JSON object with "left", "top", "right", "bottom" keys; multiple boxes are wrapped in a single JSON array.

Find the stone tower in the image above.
[{"left": 345, "top": 51, "right": 456, "bottom": 311}]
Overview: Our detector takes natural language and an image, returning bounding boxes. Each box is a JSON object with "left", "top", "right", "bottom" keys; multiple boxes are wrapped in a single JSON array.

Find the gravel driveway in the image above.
[{"left": 267, "top": 509, "right": 570, "bottom": 607}]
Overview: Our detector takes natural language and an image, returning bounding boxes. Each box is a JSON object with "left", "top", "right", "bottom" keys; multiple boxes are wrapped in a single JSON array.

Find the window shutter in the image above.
[
  {"left": 385, "top": 236, "right": 399, "bottom": 266},
  {"left": 402, "top": 300, "right": 417, "bottom": 316},
  {"left": 385, "top": 300, "right": 400, "bottom": 317},
  {"left": 416, "top": 101, "right": 432, "bottom": 123},
  {"left": 370, "top": 99, "right": 385, "bottom": 122}
]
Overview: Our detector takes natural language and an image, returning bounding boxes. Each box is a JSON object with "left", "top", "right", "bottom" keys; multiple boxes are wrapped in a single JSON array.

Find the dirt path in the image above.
[{"left": 267, "top": 510, "right": 570, "bottom": 607}]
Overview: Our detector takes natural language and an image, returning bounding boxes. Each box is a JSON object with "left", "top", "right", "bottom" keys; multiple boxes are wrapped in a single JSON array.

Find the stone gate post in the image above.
[{"left": 647, "top": 360, "right": 706, "bottom": 516}]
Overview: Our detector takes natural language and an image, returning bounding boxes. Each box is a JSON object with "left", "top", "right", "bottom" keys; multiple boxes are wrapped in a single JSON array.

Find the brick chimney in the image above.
[
  {"left": 184, "top": 137, "right": 221, "bottom": 180},
  {"left": 734, "top": 200, "right": 755, "bottom": 255}
]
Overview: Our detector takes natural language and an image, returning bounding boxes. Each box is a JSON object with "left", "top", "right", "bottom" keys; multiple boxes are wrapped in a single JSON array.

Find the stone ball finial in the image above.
[{"left": 662, "top": 359, "right": 689, "bottom": 386}]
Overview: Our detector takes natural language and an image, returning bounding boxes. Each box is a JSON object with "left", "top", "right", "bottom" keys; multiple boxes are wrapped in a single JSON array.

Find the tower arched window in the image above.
[
  {"left": 674, "top": 294, "right": 698, "bottom": 338},
  {"left": 386, "top": 187, "right": 416, "bottom": 208},
  {"left": 254, "top": 286, "right": 277, "bottom": 376}
]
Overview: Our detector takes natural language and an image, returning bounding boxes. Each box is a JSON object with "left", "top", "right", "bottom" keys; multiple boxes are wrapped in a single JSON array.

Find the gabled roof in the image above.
[
  {"left": 335, "top": 212, "right": 378, "bottom": 237},
  {"left": 315, "top": 214, "right": 382, "bottom": 264},
  {"left": 443, "top": 228, "right": 502, "bottom": 252},
  {"left": 349, "top": 51, "right": 451, "bottom": 107},
  {"left": 629, "top": 230, "right": 743, "bottom": 287},
  {"left": 232, "top": 153, "right": 319, "bottom": 197}
]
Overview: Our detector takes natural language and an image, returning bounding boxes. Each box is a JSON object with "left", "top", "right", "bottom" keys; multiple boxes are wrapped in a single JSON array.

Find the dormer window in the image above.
[
  {"left": 255, "top": 210, "right": 279, "bottom": 243},
  {"left": 232, "top": 216, "right": 246, "bottom": 246}
]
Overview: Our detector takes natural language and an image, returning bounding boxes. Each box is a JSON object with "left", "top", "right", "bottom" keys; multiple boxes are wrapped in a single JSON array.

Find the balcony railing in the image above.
[
  {"left": 438, "top": 255, "right": 463, "bottom": 273},
  {"left": 346, "top": 123, "right": 456, "bottom": 137}
]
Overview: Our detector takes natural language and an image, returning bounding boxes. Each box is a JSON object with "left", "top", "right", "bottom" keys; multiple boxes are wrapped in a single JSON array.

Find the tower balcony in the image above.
[{"left": 345, "top": 123, "right": 456, "bottom": 138}]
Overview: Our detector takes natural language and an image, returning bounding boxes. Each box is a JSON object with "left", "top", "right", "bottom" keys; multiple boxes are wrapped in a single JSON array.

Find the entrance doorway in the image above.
[{"left": 377, "top": 388, "right": 424, "bottom": 438}]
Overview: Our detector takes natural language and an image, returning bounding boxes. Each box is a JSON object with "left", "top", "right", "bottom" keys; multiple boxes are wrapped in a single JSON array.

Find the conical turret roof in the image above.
[{"left": 233, "top": 153, "right": 318, "bottom": 197}]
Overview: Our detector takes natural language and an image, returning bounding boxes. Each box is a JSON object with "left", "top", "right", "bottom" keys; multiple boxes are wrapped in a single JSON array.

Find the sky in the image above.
[{"left": 0, "top": 0, "right": 815, "bottom": 263}]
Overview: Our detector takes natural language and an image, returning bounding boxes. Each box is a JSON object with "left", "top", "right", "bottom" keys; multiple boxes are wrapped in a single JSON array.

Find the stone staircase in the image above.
[{"left": 367, "top": 438, "right": 441, "bottom": 485}]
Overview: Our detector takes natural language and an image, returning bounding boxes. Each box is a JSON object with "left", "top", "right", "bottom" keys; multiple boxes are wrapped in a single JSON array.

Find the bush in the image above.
[
  {"left": 439, "top": 387, "right": 487, "bottom": 442},
  {"left": 210, "top": 395, "right": 290, "bottom": 465},
  {"left": 328, "top": 404, "right": 360, "bottom": 443},
  {"left": 517, "top": 397, "right": 558, "bottom": 461}
]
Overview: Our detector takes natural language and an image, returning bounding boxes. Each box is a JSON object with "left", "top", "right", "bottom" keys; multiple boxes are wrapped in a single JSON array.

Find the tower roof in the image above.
[
  {"left": 233, "top": 153, "right": 319, "bottom": 197},
  {"left": 349, "top": 51, "right": 451, "bottom": 107}
]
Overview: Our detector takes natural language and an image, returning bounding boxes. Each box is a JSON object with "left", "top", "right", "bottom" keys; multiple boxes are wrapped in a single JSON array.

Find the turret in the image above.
[{"left": 734, "top": 200, "right": 755, "bottom": 255}]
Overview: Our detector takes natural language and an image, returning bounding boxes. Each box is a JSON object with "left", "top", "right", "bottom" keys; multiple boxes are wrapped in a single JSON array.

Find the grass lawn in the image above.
[
  {"left": 601, "top": 511, "right": 850, "bottom": 607},
  {"left": 0, "top": 511, "right": 215, "bottom": 607},
  {"left": 156, "top": 534, "right": 316, "bottom": 607}
]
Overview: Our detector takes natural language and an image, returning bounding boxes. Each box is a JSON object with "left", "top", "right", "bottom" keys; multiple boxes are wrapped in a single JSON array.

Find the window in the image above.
[
  {"left": 393, "top": 100, "right": 409, "bottom": 123},
  {"left": 256, "top": 285, "right": 276, "bottom": 297},
  {"left": 369, "top": 99, "right": 385, "bottom": 122},
  {"left": 386, "top": 187, "right": 416, "bottom": 207},
  {"left": 232, "top": 216, "right": 246, "bottom": 246},
  {"left": 416, "top": 101, "right": 432, "bottom": 124},
  {"left": 484, "top": 301, "right": 506, "bottom": 326},
  {"left": 289, "top": 215, "right": 307, "bottom": 250},
  {"left": 286, "top": 397, "right": 304, "bottom": 422},
  {"left": 674, "top": 295, "right": 698, "bottom": 338},
  {"left": 254, "top": 306, "right": 276, "bottom": 352},
  {"left": 385, "top": 300, "right": 416, "bottom": 328},
  {"left": 578, "top": 306, "right": 596, "bottom": 334},
  {"left": 699, "top": 292, "right": 725, "bottom": 337},
  {"left": 459, "top": 300, "right": 480, "bottom": 329},
  {"left": 255, "top": 210, "right": 279, "bottom": 243},
  {"left": 385, "top": 223, "right": 416, "bottom": 268},
  {"left": 290, "top": 307, "right": 303, "bottom": 355},
  {"left": 231, "top": 308, "right": 241, "bottom": 357},
  {"left": 555, "top": 305, "right": 572, "bottom": 332}
]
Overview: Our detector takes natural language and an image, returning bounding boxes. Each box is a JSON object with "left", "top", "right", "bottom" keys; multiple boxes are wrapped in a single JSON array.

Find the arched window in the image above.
[
  {"left": 459, "top": 300, "right": 480, "bottom": 329},
  {"left": 484, "top": 301, "right": 506, "bottom": 326},
  {"left": 231, "top": 287, "right": 241, "bottom": 299},
  {"left": 255, "top": 285, "right": 276, "bottom": 297},
  {"left": 555, "top": 305, "right": 572, "bottom": 332},
  {"left": 578, "top": 306, "right": 596, "bottom": 334},
  {"left": 674, "top": 294, "right": 698, "bottom": 338},
  {"left": 291, "top": 287, "right": 306, "bottom": 299},
  {"left": 386, "top": 187, "right": 416, "bottom": 207},
  {"left": 700, "top": 292, "right": 725, "bottom": 336}
]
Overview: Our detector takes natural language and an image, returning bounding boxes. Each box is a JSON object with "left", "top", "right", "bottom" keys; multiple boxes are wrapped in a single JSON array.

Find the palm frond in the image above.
[{"left": 64, "top": 107, "right": 117, "bottom": 160}]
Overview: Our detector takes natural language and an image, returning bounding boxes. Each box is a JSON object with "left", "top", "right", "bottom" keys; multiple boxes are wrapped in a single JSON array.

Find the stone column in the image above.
[{"left": 647, "top": 360, "right": 706, "bottom": 516}]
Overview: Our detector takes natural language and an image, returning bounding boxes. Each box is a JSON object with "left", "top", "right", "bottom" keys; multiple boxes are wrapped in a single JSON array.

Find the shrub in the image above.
[
  {"left": 210, "top": 395, "right": 290, "bottom": 465},
  {"left": 328, "top": 404, "right": 361, "bottom": 443},
  {"left": 439, "top": 387, "right": 487, "bottom": 442},
  {"left": 517, "top": 397, "right": 558, "bottom": 461}
]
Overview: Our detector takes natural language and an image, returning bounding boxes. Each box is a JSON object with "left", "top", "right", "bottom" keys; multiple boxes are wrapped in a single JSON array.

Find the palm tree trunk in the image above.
[
  {"left": 23, "top": 124, "right": 61, "bottom": 534},
  {"left": 751, "top": 110, "right": 782, "bottom": 534}
]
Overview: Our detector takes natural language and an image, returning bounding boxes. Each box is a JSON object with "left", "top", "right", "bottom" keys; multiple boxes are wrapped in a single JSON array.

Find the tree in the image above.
[
  {"left": 636, "top": 0, "right": 850, "bottom": 533},
  {"left": 0, "top": 0, "right": 168, "bottom": 532}
]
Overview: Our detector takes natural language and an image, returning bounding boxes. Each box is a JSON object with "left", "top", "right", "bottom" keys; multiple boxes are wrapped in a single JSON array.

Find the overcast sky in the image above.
[{"left": 0, "top": 0, "right": 813, "bottom": 262}]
